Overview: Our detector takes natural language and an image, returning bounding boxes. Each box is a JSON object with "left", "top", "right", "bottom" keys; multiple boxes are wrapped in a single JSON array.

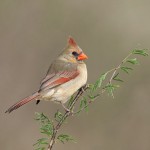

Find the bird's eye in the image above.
[{"left": 72, "top": 51, "right": 79, "bottom": 57}]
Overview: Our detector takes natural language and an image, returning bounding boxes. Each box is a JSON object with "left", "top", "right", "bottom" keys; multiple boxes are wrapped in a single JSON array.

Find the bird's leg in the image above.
[
  {"left": 78, "top": 84, "right": 89, "bottom": 93},
  {"left": 60, "top": 102, "right": 70, "bottom": 112}
]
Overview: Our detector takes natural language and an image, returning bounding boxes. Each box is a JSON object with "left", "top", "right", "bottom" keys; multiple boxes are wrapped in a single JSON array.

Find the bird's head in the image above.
[{"left": 60, "top": 37, "right": 88, "bottom": 63}]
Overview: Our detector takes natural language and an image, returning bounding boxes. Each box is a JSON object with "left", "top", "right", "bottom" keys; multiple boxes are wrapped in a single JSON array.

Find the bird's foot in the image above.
[
  {"left": 61, "top": 102, "right": 71, "bottom": 112},
  {"left": 79, "top": 84, "right": 89, "bottom": 93}
]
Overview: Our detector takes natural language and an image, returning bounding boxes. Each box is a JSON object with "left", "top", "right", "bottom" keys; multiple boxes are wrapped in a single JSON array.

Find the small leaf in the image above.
[
  {"left": 88, "top": 84, "right": 94, "bottom": 90},
  {"left": 34, "top": 138, "right": 48, "bottom": 146},
  {"left": 126, "top": 58, "right": 139, "bottom": 65},
  {"left": 92, "top": 73, "right": 108, "bottom": 91},
  {"left": 88, "top": 95, "right": 95, "bottom": 99},
  {"left": 54, "top": 111, "right": 63, "bottom": 122},
  {"left": 88, "top": 94, "right": 97, "bottom": 100},
  {"left": 35, "top": 112, "right": 53, "bottom": 137},
  {"left": 76, "top": 96, "right": 90, "bottom": 114},
  {"left": 113, "top": 78, "right": 124, "bottom": 82},
  {"left": 113, "top": 73, "right": 124, "bottom": 82},
  {"left": 105, "top": 84, "right": 120, "bottom": 97},
  {"left": 57, "top": 134, "right": 74, "bottom": 143},
  {"left": 132, "top": 49, "right": 149, "bottom": 56},
  {"left": 79, "top": 97, "right": 88, "bottom": 112},
  {"left": 121, "top": 66, "right": 133, "bottom": 74},
  {"left": 35, "top": 112, "right": 50, "bottom": 124},
  {"left": 40, "top": 124, "right": 53, "bottom": 136},
  {"left": 34, "top": 138, "right": 48, "bottom": 150}
]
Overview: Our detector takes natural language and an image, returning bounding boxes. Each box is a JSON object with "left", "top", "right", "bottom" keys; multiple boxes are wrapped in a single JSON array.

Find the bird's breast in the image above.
[{"left": 52, "top": 63, "right": 87, "bottom": 103}]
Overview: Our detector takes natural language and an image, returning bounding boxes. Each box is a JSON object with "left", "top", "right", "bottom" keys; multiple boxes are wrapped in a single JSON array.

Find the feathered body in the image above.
[{"left": 5, "top": 37, "right": 88, "bottom": 113}]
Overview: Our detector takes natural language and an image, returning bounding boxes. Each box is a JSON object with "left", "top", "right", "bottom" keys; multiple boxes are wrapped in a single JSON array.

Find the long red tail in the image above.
[{"left": 5, "top": 92, "right": 39, "bottom": 113}]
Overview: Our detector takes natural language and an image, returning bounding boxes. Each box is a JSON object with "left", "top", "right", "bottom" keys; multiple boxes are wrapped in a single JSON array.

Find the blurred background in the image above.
[{"left": 1, "top": 0, "right": 150, "bottom": 150}]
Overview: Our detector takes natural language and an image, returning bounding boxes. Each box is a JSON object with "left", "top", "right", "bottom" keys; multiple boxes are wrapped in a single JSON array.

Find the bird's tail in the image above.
[{"left": 5, "top": 92, "right": 39, "bottom": 113}]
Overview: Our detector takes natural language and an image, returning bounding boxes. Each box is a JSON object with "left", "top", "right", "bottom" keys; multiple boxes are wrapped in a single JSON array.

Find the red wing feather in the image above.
[
  {"left": 40, "top": 71, "right": 79, "bottom": 91},
  {"left": 41, "top": 73, "right": 55, "bottom": 85}
]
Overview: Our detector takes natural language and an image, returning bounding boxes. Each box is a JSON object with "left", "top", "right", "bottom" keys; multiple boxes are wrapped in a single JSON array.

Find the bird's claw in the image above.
[
  {"left": 61, "top": 102, "right": 72, "bottom": 113},
  {"left": 79, "top": 84, "right": 89, "bottom": 93}
]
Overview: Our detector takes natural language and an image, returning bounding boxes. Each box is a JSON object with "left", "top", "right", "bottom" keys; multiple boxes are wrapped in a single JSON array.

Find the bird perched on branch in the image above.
[{"left": 5, "top": 37, "right": 88, "bottom": 113}]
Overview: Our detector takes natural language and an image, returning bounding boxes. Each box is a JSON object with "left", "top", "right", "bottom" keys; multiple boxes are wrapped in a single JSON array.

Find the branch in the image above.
[
  {"left": 47, "top": 84, "right": 89, "bottom": 150},
  {"left": 34, "top": 49, "right": 149, "bottom": 150},
  {"left": 73, "top": 50, "right": 148, "bottom": 114}
]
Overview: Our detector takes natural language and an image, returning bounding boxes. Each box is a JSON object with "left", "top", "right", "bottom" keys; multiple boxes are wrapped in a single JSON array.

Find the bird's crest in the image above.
[{"left": 68, "top": 36, "right": 77, "bottom": 47}]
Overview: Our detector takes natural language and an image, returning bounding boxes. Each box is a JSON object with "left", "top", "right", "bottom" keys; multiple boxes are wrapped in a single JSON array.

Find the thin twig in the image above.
[{"left": 109, "top": 53, "right": 132, "bottom": 84}]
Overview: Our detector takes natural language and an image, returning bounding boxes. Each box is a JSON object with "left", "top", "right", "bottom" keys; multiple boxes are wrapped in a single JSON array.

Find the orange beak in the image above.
[{"left": 77, "top": 52, "right": 88, "bottom": 60}]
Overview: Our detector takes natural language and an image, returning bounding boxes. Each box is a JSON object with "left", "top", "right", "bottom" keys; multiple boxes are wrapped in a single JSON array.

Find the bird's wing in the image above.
[{"left": 39, "top": 60, "right": 79, "bottom": 91}]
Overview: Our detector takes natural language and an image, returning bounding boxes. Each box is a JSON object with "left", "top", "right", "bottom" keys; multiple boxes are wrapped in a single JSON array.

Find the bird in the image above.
[{"left": 5, "top": 37, "right": 88, "bottom": 113}]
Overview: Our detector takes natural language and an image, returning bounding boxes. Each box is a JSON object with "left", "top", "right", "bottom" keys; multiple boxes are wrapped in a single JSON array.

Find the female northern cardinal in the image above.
[{"left": 5, "top": 37, "right": 88, "bottom": 113}]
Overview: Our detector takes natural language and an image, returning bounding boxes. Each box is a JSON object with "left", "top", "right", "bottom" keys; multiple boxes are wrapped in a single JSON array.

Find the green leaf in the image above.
[
  {"left": 88, "top": 93, "right": 100, "bottom": 102},
  {"left": 105, "top": 84, "right": 120, "bottom": 97},
  {"left": 54, "top": 111, "right": 63, "bottom": 122},
  {"left": 88, "top": 84, "right": 94, "bottom": 91},
  {"left": 92, "top": 73, "right": 108, "bottom": 91},
  {"left": 35, "top": 112, "right": 50, "bottom": 124},
  {"left": 57, "top": 134, "right": 74, "bottom": 143},
  {"left": 35, "top": 112, "right": 53, "bottom": 137},
  {"left": 126, "top": 58, "right": 139, "bottom": 65},
  {"left": 121, "top": 66, "right": 133, "bottom": 74},
  {"left": 34, "top": 138, "right": 48, "bottom": 146},
  {"left": 113, "top": 73, "right": 124, "bottom": 82},
  {"left": 79, "top": 97, "right": 89, "bottom": 113},
  {"left": 34, "top": 138, "right": 48, "bottom": 150},
  {"left": 40, "top": 124, "right": 53, "bottom": 136},
  {"left": 132, "top": 49, "right": 149, "bottom": 56}
]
